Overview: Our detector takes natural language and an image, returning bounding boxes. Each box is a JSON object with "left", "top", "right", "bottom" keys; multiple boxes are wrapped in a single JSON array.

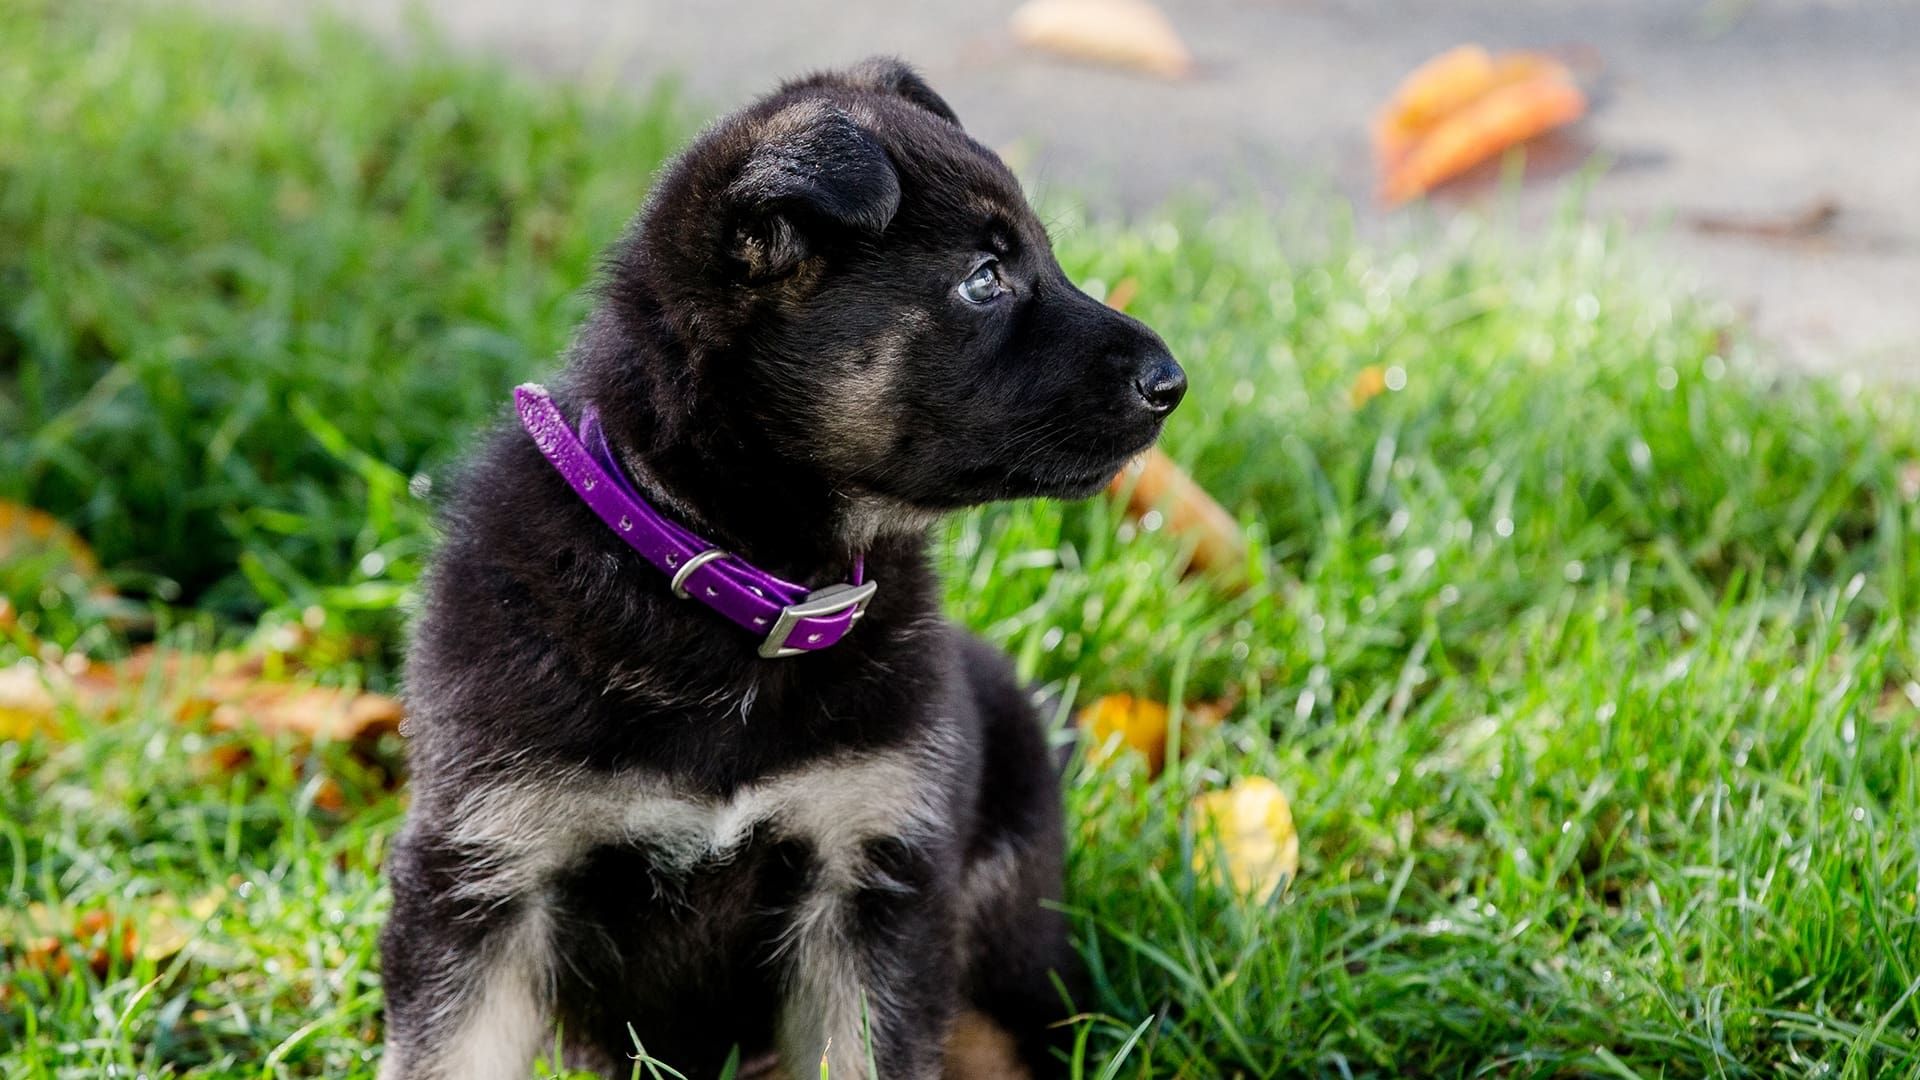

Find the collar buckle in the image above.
[{"left": 759, "top": 581, "right": 879, "bottom": 659}]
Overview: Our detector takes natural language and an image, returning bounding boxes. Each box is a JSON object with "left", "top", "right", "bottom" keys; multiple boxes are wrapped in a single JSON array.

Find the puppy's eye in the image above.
[{"left": 957, "top": 260, "right": 1006, "bottom": 304}]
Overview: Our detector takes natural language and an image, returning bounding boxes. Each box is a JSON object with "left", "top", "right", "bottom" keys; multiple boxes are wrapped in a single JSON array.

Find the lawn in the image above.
[{"left": 4, "top": 1, "right": 1919, "bottom": 1077}]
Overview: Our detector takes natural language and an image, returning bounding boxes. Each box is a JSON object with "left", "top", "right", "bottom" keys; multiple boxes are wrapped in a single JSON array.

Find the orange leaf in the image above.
[
  {"left": 1108, "top": 448, "right": 1247, "bottom": 585},
  {"left": 1373, "top": 45, "right": 1588, "bottom": 205},
  {"left": 0, "top": 501, "right": 100, "bottom": 578},
  {"left": 1191, "top": 777, "right": 1300, "bottom": 898},
  {"left": 1381, "top": 75, "right": 1586, "bottom": 205},
  {"left": 1373, "top": 45, "right": 1500, "bottom": 170},
  {"left": 1350, "top": 364, "right": 1388, "bottom": 408},
  {"left": 1079, "top": 693, "right": 1170, "bottom": 774},
  {"left": 1010, "top": 0, "right": 1193, "bottom": 79}
]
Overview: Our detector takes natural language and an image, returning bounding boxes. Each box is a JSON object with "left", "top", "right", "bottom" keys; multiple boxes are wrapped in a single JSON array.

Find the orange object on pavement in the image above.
[{"left": 1373, "top": 45, "right": 1588, "bottom": 205}]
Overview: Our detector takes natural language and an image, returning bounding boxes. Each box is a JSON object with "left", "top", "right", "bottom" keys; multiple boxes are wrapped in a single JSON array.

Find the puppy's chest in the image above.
[
  {"left": 453, "top": 747, "right": 948, "bottom": 906},
  {"left": 622, "top": 754, "right": 931, "bottom": 880}
]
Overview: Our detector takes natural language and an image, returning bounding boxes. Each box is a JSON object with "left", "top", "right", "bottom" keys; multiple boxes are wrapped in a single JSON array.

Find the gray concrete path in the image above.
[{"left": 199, "top": 0, "right": 1919, "bottom": 374}]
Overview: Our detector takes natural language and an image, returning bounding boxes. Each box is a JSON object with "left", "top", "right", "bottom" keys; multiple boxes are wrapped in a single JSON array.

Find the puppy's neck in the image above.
[
  {"left": 602, "top": 404, "right": 931, "bottom": 586},
  {"left": 566, "top": 297, "right": 936, "bottom": 584}
]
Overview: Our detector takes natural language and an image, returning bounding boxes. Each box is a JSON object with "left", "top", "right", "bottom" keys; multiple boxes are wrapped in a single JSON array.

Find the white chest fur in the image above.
[{"left": 446, "top": 750, "right": 942, "bottom": 900}]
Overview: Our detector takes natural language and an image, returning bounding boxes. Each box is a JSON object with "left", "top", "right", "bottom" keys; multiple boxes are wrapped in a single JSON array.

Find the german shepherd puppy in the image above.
[{"left": 380, "top": 58, "right": 1185, "bottom": 1080}]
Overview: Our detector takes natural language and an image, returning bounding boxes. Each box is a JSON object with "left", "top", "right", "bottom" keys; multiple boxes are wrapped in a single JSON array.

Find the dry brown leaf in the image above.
[
  {"left": 5, "top": 893, "right": 222, "bottom": 982},
  {"left": 13, "top": 908, "right": 137, "bottom": 979},
  {"left": 1688, "top": 197, "right": 1841, "bottom": 241},
  {"left": 1192, "top": 777, "right": 1300, "bottom": 898},
  {"left": 1010, "top": 0, "right": 1192, "bottom": 79},
  {"left": 202, "top": 679, "right": 403, "bottom": 743},
  {"left": 1109, "top": 449, "right": 1247, "bottom": 585},
  {"left": 1098, "top": 273, "right": 1247, "bottom": 587},
  {"left": 2, "top": 641, "right": 402, "bottom": 784}
]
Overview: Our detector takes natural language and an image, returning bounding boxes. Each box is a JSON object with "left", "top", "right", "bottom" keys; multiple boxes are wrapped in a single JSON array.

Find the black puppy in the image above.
[{"left": 380, "top": 59, "right": 1184, "bottom": 1080}]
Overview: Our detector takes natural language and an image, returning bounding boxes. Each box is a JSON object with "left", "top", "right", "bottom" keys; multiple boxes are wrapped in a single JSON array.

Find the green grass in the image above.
[{"left": 4, "top": 1, "right": 1920, "bottom": 1077}]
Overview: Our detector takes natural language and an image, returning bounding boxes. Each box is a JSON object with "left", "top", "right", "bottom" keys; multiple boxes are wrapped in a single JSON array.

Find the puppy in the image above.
[{"left": 380, "top": 58, "right": 1185, "bottom": 1080}]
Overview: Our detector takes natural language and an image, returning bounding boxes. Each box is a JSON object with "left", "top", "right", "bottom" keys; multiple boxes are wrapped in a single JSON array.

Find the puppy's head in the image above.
[{"left": 611, "top": 58, "right": 1184, "bottom": 518}]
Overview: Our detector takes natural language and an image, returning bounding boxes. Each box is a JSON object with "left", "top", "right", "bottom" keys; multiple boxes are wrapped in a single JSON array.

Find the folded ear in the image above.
[
  {"left": 725, "top": 103, "right": 901, "bottom": 281},
  {"left": 789, "top": 57, "right": 962, "bottom": 127}
]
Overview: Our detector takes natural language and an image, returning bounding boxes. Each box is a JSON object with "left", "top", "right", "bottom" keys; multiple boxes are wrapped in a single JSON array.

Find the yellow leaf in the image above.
[
  {"left": 1079, "top": 693, "right": 1169, "bottom": 775},
  {"left": 1350, "top": 365, "right": 1388, "bottom": 408},
  {"left": 1010, "top": 0, "right": 1193, "bottom": 79},
  {"left": 1192, "top": 777, "right": 1300, "bottom": 898},
  {"left": 0, "top": 501, "right": 100, "bottom": 578},
  {"left": 0, "top": 662, "right": 58, "bottom": 742}
]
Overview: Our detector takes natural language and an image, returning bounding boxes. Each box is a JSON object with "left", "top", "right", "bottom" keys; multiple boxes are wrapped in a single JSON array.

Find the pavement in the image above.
[{"left": 196, "top": 0, "right": 1920, "bottom": 375}]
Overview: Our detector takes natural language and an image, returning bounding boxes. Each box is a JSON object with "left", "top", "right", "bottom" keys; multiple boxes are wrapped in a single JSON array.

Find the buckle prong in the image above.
[{"left": 759, "top": 580, "right": 879, "bottom": 659}]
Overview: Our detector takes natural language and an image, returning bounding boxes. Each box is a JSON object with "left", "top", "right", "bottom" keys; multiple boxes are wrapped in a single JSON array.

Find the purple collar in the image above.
[{"left": 515, "top": 384, "right": 875, "bottom": 658}]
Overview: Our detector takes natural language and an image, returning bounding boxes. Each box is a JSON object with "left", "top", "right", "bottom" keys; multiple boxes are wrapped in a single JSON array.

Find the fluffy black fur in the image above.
[{"left": 380, "top": 58, "right": 1184, "bottom": 1080}]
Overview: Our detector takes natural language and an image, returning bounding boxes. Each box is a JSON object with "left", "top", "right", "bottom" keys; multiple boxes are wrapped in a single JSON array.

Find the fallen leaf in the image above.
[
  {"left": 3, "top": 893, "right": 222, "bottom": 983},
  {"left": 1350, "top": 364, "right": 1388, "bottom": 408},
  {"left": 313, "top": 776, "right": 348, "bottom": 814},
  {"left": 12, "top": 907, "right": 137, "bottom": 979},
  {"left": 1, "top": 642, "right": 401, "bottom": 807},
  {"left": 0, "top": 501, "right": 101, "bottom": 578},
  {"left": 1374, "top": 46, "right": 1497, "bottom": 165},
  {"left": 1109, "top": 449, "right": 1247, "bottom": 585},
  {"left": 1010, "top": 0, "right": 1192, "bottom": 79},
  {"left": 202, "top": 679, "right": 403, "bottom": 743},
  {"left": 1080, "top": 693, "right": 1170, "bottom": 774},
  {"left": 0, "top": 662, "right": 59, "bottom": 741},
  {"left": 1098, "top": 283, "right": 1249, "bottom": 587},
  {"left": 1688, "top": 197, "right": 1840, "bottom": 241},
  {"left": 1192, "top": 777, "right": 1300, "bottom": 899},
  {"left": 1374, "top": 47, "right": 1562, "bottom": 168},
  {"left": 1373, "top": 45, "right": 1588, "bottom": 205}
]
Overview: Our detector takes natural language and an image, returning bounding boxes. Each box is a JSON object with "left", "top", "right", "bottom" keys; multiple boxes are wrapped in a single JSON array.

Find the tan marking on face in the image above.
[{"left": 817, "top": 309, "right": 932, "bottom": 468}]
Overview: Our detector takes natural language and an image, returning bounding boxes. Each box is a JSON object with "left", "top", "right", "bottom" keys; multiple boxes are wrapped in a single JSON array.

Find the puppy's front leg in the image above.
[
  {"left": 777, "top": 837, "right": 956, "bottom": 1080},
  {"left": 379, "top": 827, "right": 556, "bottom": 1080}
]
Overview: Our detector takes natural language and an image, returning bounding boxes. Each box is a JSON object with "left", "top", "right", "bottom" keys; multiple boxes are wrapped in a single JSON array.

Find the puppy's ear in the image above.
[
  {"left": 782, "top": 58, "right": 962, "bottom": 128},
  {"left": 726, "top": 103, "right": 900, "bottom": 281},
  {"left": 836, "top": 57, "right": 962, "bottom": 127}
]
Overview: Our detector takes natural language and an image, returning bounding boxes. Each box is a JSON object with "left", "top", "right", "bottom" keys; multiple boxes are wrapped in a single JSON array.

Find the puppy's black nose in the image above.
[{"left": 1133, "top": 356, "right": 1187, "bottom": 415}]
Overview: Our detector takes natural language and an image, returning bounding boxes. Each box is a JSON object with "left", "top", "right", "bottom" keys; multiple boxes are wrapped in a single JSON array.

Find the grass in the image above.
[{"left": 4, "top": 1, "right": 1919, "bottom": 1077}]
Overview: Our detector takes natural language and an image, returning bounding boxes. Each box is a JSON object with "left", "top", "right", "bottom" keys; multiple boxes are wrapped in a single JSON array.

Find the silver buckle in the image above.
[{"left": 759, "top": 580, "right": 879, "bottom": 659}]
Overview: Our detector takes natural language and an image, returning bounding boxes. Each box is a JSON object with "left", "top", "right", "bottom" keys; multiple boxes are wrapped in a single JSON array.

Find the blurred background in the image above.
[{"left": 207, "top": 0, "right": 1920, "bottom": 370}]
